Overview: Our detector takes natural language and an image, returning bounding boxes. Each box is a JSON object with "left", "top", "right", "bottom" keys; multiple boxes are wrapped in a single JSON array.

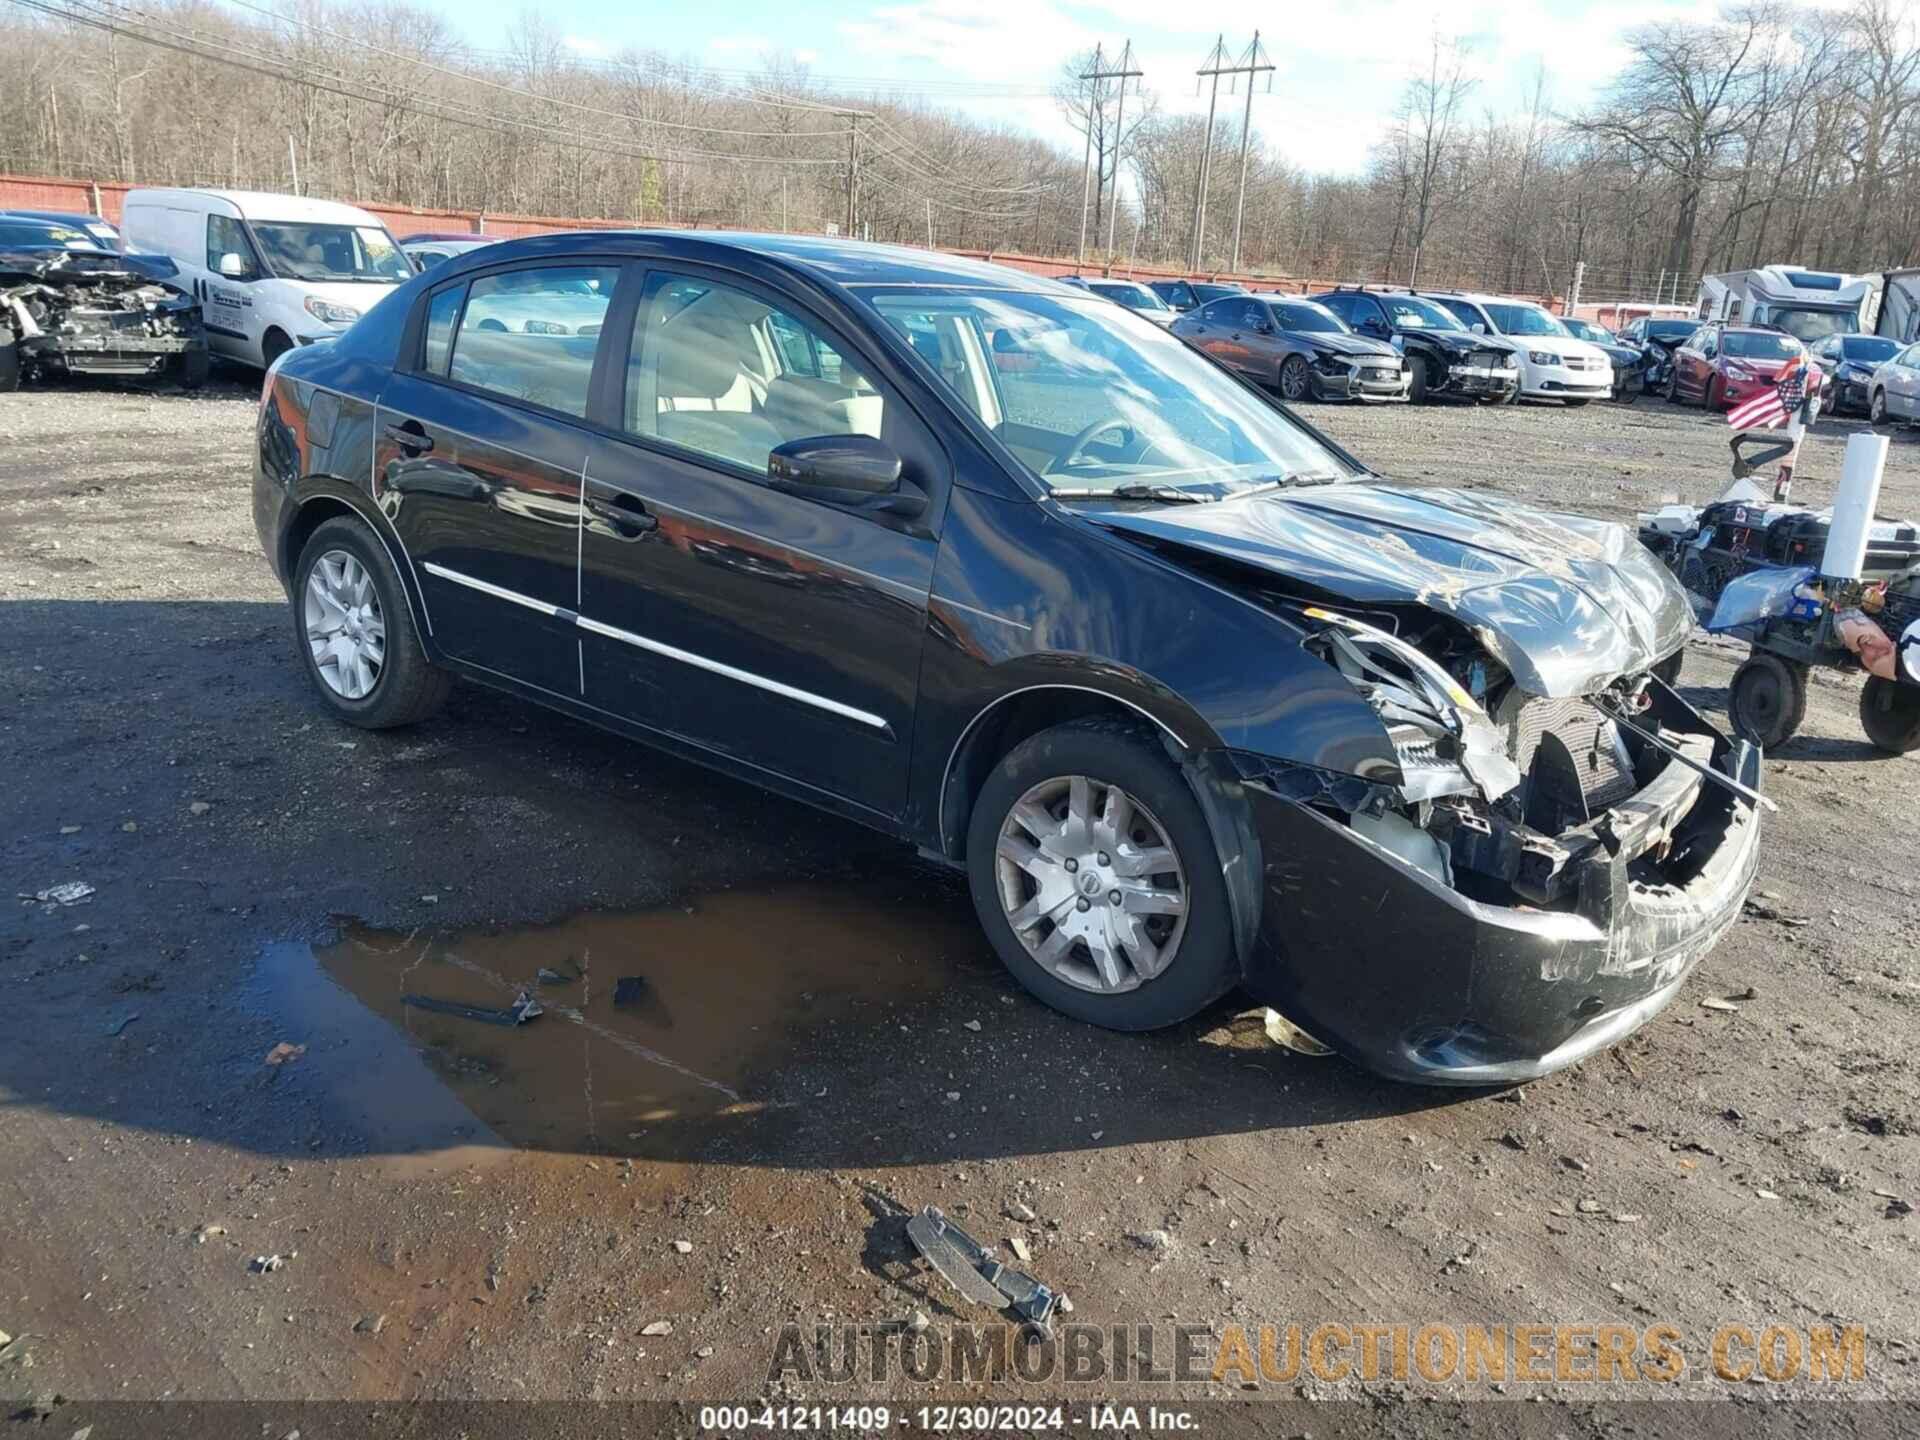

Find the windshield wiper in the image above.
[{"left": 1049, "top": 482, "right": 1209, "bottom": 504}]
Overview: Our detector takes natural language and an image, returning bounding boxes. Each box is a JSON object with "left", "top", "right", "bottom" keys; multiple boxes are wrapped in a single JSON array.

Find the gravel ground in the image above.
[{"left": 2, "top": 376, "right": 1917, "bottom": 1423}]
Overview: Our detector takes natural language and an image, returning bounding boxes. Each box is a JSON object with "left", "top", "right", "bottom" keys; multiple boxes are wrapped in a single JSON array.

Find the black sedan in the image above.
[
  {"left": 254, "top": 233, "right": 1763, "bottom": 1083},
  {"left": 1147, "top": 278, "right": 1247, "bottom": 313},
  {"left": 1170, "top": 294, "right": 1408, "bottom": 402},
  {"left": 1808, "top": 333, "right": 1901, "bottom": 415}
]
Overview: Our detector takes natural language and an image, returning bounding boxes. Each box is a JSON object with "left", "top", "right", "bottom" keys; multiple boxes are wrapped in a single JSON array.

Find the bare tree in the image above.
[{"left": 1392, "top": 34, "right": 1476, "bottom": 286}]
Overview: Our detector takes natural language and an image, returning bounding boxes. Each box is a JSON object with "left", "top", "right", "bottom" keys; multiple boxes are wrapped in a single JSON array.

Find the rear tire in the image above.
[
  {"left": 965, "top": 718, "right": 1235, "bottom": 1032},
  {"left": 1729, "top": 653, "right": 1808, "bottom": 750},
  {"left": 292, "top": 515, "right": 450, "bottom": 730},
  {"left": 1859, "top": 676, "right": 1920, "bottom": 753}
]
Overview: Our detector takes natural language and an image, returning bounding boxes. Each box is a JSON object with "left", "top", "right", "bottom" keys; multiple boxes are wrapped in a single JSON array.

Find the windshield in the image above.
[
  {"left": 1193, "top": 284, "right": 1244, "bottom": 302},
  {"left": 252, "top": 222, "right": 411, "bottom": 283},
  {"left": 1754, "top": 306, "right": 1855, "bottom": 344},
  {"left": 1272, "top": 302, "right": 1346, "bottom": 334},
  {"left": 1563, "top": 319, "right": 1614, "bottom": 344},
  {"left": 1648, "top": 320, "right": 1699, "bottom": 341},
  {"left": 1382, "top": 295, "right": 1465, "bottom": 331},
  {"left": 867, "top": 289, "right": 1356, "bottom": 498},
  {"left": 1090, "top": 282, "right": 1171, "bottom": 313},
  {"left": 1840, "top": 336, "right": 1899, "bottom": 363},
  {"left": 1485, "top": 302, "right": 1568, "bottom": 338},
  {"left": 1722, "top": 330, "right": 1802, "bottom": 359},
  {"left": 0, "top": 221, "right": 95, "bottom": 249}
]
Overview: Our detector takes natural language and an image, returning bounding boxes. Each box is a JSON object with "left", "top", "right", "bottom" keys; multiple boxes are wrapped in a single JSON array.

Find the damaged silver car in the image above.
[{"left": 1, "top": 241, "right": 207, "bottom": 391}]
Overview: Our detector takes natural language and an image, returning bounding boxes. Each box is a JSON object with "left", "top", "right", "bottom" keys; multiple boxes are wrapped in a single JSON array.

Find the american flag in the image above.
[{"left": 1726, "top": 359, "right": 1808, "bottom": 432}]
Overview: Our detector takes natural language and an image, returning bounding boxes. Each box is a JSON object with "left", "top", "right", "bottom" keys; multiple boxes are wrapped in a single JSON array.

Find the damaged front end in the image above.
[
  {"left": 1235, "top": 607, "right": 1763, "bottom": 1085},
  {"left": 1, "top": 249, "right": 206, "bottom": 387}
]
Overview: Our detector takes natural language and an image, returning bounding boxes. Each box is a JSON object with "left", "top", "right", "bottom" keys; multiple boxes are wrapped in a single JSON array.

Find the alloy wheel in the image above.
[
  {"left": 994, "top": 775, "right": 1188, "bottom": 995},
  {"left": 1279, "top": 356, "right": 1311, "bottom": 401},
  {"left": 304, "top": 548, "right": 386, "bottom": 700}
]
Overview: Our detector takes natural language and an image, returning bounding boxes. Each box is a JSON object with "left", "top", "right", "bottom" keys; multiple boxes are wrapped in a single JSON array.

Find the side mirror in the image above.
[
  {"left": 1470, "top": 321, "right": 1486, "bottom": 334},
  {"left": 769, "top": 435, "right": 923, "bottom": 516},
  {"left": 218, "top": 252, "right": 251, "bottom": 280}
]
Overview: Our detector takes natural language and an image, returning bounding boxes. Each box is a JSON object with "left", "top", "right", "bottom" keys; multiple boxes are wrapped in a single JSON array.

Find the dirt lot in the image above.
[{"left": 2, "top": 378, "right": 1918, "bottom": 1425}]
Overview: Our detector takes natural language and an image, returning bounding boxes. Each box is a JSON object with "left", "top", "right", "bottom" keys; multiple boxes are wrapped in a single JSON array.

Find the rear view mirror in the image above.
[
  {"left": 769, "top": 434, "right": 903, "bottom": 495},
  {"left": 218, "top": 252, "right": 251, "bottom": 280}
]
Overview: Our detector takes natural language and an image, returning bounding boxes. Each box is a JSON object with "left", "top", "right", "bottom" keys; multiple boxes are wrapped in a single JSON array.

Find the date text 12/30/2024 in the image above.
[{"left": 697, "top": 1405, "right": 1197, "bottom": 1431}]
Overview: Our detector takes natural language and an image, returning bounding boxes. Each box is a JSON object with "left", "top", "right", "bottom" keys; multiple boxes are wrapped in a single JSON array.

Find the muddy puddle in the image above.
[{"left": 248, "top": 874, "right": 984, "bottom": 1163}]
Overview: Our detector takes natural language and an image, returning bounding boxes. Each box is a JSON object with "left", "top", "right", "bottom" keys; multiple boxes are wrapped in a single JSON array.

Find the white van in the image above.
[{"left": 119, "top": 189, "right": 410, "bottom": 368}]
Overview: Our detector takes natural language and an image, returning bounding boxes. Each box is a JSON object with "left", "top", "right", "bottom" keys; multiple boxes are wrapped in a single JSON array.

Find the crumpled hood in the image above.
[
  {"left": 1300, "top": 332, "right": 1399, "bottom": 360},
  {"left": 1091, "top": 484, "right": 1693, "bottom": 698}
]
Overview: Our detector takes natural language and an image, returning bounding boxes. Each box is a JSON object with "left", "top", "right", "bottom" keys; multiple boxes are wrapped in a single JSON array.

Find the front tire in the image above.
[
  {"left": 261, "top": 329, "right": 293, "bottom": 371},
  {"left": 1278, "top": 354, "right": 1312, "bottom": 402},
  {"left": 1729, "top": 653, "right": 1809, "bottom": 749},
  {"left": 1564, "top": 397, "right": 1590, "bottom": 408},
  {"left": 292, "top": 516, "right": 450, "bottom": 729},
  {"left": 1407, "top": 355, "right": 1433, "bottom": 404},
  {"left": 1870, "top": 389, "right": 1889, "bottom": 426},
  {"left": 1859, "top": 677, "right": 1920, "bottom": 753},
  {"left": 965, "top": 719, "right": 1235, "bottom": 1031}
]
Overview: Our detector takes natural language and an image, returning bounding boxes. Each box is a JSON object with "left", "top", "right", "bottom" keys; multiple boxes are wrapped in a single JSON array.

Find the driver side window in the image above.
[{"left": 625, "top": 272, "right": 886, "bottom": 475}]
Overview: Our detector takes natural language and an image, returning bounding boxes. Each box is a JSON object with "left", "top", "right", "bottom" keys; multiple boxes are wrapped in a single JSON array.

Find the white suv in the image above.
[{"left": 1423, "top": 292, "right": 1613, "bottom": 406}]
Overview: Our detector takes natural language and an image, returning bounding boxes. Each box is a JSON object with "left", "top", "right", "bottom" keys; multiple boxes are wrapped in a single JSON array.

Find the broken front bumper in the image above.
[
  {"left": 1236, "top": 727, "right": 1763, "bottom": 1085},
  {"left": 1446, "top": 362, "right": 1519, "bottom": 397}
]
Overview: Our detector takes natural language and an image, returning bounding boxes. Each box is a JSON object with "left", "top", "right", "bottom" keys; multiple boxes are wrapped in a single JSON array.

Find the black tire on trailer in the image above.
[
  {"left": 1729, "top": 652, "right": 1809, "bottom": 750},
  {"left": 965, "top": 717, "right": 1236, "bottom": 1033},
  {"left": 1858, "top": 676, "right": 1920, "bottom": 754}
]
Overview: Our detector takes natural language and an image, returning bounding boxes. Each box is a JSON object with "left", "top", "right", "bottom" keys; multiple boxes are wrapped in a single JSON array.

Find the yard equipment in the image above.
[{"left": 1639, "top": 433, "right": 1920, "bottom": 752}]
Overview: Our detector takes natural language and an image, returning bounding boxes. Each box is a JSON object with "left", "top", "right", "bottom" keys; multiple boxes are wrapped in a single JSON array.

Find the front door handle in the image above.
[
  {"left": 586, "top": 490, "right": 658, "bottom": 538},
  {"left": 383, "top": 421, "right": 433, "bottom": 454}
]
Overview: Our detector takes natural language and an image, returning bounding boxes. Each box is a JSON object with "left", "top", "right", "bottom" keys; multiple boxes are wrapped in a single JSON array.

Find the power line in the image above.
[
  {"left": 10, "top": 0, "right": 850, "bottom": 168},
  {"left": 211, "top": 0, "right": 857, "bottom": 140}
]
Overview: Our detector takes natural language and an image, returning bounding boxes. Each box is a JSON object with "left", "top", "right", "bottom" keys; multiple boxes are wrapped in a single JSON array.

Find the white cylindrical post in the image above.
[{"left": 1823, "top": 432, "right": 1890, "bottom": 581}]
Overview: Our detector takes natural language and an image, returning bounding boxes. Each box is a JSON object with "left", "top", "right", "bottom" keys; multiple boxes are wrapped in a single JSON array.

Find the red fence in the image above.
[{"left": 0, "top": 168, "right": 1567, "bottom": 305}]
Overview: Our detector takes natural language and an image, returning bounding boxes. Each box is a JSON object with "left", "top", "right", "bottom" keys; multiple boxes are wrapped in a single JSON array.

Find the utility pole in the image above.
[
  {"left": 844, "top": 117, "right": 861, "bottom": 237},
  {"left": 1567, "top": 259, "right": 1586, "bottom": 317},
  {"left": 287, "top": 134, "right": 300, "bottom": 197},
  {"left": 926, "top": 198, "right": 934, "bottom": 249},
  {"left": 1074, "top": 45, "right": 1142, "bottom": 268},
  {"left": 1189, "top": 35, "right": 1227, "bottom": 272},
  {"left": 1226, "top": 32, "right": 1274, "bottom": 272},
  {"left": 1104, "top": 41, "right": 1142, "bottom": 256}
]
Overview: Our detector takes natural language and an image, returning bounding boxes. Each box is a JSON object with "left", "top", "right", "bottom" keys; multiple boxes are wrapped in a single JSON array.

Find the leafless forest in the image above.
[{"left": 3, "top": 0, "right": 1920, "bottom": 298}]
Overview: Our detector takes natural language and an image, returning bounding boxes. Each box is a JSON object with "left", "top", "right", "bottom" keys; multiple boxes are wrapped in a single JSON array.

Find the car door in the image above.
[
  {"left": 574, "top": 265, "right": 941, "bottom": 818},
  {"left": 1894, "top": 344, "right": 1920, "bottom": 417},
  {"left": 1343, "top": 294, "right": 1393, "bottom": 344},
  {"left": 1233, "top": 299, "right": 1283, "bottom": 380},
  {"left": 1178, "top": 298, "right": 1234, "bottom": 363},
  {"left": 376, "top": 260, "right": 623, "bottom": 697},
  {"left": 201, "top": 212, "right": 263, "bottom": 362}
]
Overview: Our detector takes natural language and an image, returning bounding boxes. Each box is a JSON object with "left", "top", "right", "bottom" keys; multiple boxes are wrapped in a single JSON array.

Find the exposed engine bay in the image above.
[
  {"left": 1, "top": 249, "right": 207, "bottom": 389},
  {"left": 1258, "top": 595, "right": 1758, "bottom": 918}
]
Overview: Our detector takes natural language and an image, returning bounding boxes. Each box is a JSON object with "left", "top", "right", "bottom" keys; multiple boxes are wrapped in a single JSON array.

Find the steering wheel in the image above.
[{"left": 1050, "top": 415, "right": 1177, "bottom": 474}]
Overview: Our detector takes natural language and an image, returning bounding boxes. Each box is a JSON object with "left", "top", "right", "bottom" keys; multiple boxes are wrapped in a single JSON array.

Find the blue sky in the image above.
[{"left": 431, "top": 0, "right": 1733, "bottom": 175}]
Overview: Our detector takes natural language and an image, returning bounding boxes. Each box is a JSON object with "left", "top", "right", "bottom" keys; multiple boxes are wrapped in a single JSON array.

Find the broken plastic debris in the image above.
[
  {"left": 907, "top": 1204, "right": 1060, "bottom": 1338},
  {"left": 264, "top": 1042, "right": 307, "bottom": 1066},
  {"left": 401, "top": 991, "right": 543, "bottom": 1027},
  {"left": 1262, "top": 1008, "right": 1333, "bottom": 1056},
  {"left": 249, "top": 1254, "right": 289, "bottom": 1273},
  {"left": 33, "top": 882, "right": 94, "bottom": 906}
]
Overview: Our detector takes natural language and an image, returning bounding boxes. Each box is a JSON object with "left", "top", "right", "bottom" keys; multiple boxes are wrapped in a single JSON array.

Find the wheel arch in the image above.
[
  {"left": 282, "top": 482, "right": 433, "bottom": 651},
  {"left": 934, "top": 679, "right": 1265, "bottom": 975}
]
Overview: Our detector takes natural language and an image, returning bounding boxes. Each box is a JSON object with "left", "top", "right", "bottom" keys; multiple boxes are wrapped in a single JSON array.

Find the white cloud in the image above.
[{"left": 561, "top": 33, "right": 609, "bottom": 59}]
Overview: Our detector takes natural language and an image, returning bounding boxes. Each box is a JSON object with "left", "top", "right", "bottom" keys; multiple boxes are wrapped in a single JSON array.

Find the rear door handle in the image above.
[
  {"left": 383, "top": 421, "right": 433, "bottom": 454},
  {"left": 586, "top": 490, "right": 658, "bottom": 537}
]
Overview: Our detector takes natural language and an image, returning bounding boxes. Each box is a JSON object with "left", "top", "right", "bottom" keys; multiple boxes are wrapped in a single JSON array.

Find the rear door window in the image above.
[
  {"left": 423, "top": 284, "right": 464, "bottom": 376},
  {"left": 445, "top": 264, "right": 618, "bottom": 417}
]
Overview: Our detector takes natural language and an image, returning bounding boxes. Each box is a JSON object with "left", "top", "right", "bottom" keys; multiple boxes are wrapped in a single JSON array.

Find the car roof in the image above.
[
  {"left": 423, "top": 229, "right": 1073, "bottom": 296},
  {"left": 124, "top": 187, "right": 384, "bottom": 226}
]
